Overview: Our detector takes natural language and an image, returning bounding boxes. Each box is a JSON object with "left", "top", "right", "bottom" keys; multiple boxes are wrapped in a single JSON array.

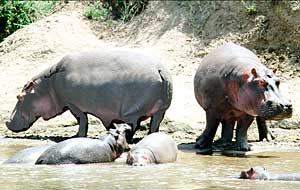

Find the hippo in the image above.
[
  {"left": 6, "top": 48, "right": 172, "bottom": 140},
  {"left": 3, "top": 145, "right": 52, "bottom": 164},
  {"left": 216, "top": 117, "right": 275, "bottom": 148},
  {"left": 126, "top": 132, "right": 178, "bottom": 166},
  {"left": 35, "top": 123, "right": 130, "bottom": 165},
  {"left": 194, "top": 42, "right": 292, "bottom": 152},
  {"left": 240, "top": 166, "right": 300, "bottom": 181}
]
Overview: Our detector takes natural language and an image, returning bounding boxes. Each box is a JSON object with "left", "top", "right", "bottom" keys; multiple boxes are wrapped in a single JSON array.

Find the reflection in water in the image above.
[{"left": 0, "top": 140, "right": 300, "bottom": 190}]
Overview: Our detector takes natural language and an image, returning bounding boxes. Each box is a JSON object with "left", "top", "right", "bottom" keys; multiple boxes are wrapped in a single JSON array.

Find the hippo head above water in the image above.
[
  {"left": 240, "top": 166, "right": 270, "bottom": 180},
  {"left": 6, "top": 80, "right": 46, "bottom": 132},
  {"left": 226, "top": 66, "right": 292, "bottom": 120},
  {"left": 126, "top": 150, "right": 152, "bottom": 166}
]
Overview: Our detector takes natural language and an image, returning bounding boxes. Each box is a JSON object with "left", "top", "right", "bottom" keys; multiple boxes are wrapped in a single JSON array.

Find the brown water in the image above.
[{"left": 0, "top": 139, "right": 300, "bottom": 190}]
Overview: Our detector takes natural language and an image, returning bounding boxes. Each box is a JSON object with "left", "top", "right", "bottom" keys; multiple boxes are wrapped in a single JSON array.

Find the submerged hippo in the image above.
[
  {"left": 6, "top": 49, "right": 173, "bottom": 139},
  {"left": 126, "top": 132, "right": 178, "bottom": 166},
  {"left": 240, "top": 166, "right": 300, "bottom": 181},
  {"left": 3, "top": 145, "right": 52, "bottom": 164},
  {"left": 194, "top": 43, "right": 292, "bottom": 152},
  {"left": 35, "top": 124, "right": 130, "bottom": 165}
]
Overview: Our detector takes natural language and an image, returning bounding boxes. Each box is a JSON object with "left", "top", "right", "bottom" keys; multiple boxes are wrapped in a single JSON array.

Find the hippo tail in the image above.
[{"left": 158, "top": 69, "right": 173, "bottom": 109}]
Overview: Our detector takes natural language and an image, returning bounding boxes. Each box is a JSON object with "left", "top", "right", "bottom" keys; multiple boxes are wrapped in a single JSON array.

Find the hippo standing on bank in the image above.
[
  {"left": 35, "top": 123, "right": 130, "bottom": 165},
  {"left": 126, "top": 132, "right": 178, "bottom": 166},
  {"left": 6, "top": 49, "right": 172, "bottom": 139},
  {"left": 194, "top": 43, "right": 292, "bottom": 152},
  {"left": 240, "top": 166, "right": 300, "bottom": 181}
]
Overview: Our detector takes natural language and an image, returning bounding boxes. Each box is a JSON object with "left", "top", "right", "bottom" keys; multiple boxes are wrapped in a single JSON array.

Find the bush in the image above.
[
  {"left": 84, "top": 0, "right": 148, "bottom": 22},
  {"left": 84, "top": 1, "right": 109, "bottom": 21},
  {"left": 0, "top": 1, "right": 56, "bottom": 41},
  {"left": 242, "top": 0, "right": 258, "bottom": 15}
]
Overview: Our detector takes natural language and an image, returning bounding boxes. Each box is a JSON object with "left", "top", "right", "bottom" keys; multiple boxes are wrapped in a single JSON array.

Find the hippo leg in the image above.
[
  {"left": 149, "top": 111, "right": 165, "bottom": 134},
  {"left": 195, "top": 110, "right": 220, "bottom": 150},
  {"left": 235, "top": 115, "right": 254, "bottom": 151},
  {"left": 68, "top": 104, "right": 88, "bottom": 137},
  {"left": 221, "top": 120, "right": 235, "bottom": 143},
  {"left": 256, "top": 117, "right": 275, "bottom": 141}
]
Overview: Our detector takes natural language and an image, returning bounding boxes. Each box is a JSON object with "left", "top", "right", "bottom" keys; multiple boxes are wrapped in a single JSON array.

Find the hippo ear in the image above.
[
  {"left": 241, "top": 68, "right": 257, "bottom": 82},
  {"left": 251, "top": 68, "right": 258, "bottom": 78},
  {"left": 24, "top": 80, "right": 36, "bottom": 93},
  {"left": 113, "top": 123, "right": 132, "bottom": 134},
  {"left": 273, "top": 68, "right": 277, "bottom": 74},
  {"left": 109, "top": 128, "right": 119, "bottom": 139}
]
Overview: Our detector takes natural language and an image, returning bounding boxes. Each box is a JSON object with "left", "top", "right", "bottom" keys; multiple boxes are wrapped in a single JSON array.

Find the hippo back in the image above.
[
  {"left": 133, "top": 132, "right": 178, "bottom": 163},
  {"left": 3, "top": 145, "right": 52, "bottom": 164},
  {"left": 35, "top": 138, "right": 114, "bottom": 165}
]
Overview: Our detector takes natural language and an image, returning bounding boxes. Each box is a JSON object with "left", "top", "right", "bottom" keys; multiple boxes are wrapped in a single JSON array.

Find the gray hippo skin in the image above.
[
  {"left": 6, "top": 49, "right": 173, "bottom": 139},
  {"left": 217, "top": 117, "right": 275, "bottom": 147},
  {"left": 3, "top": 145, "right": 51, "bottom": 164},
  {"left": 35, "top": 124, "right": 130, "bottom": 165},
  {"left": 240, "top": 166, "right": 300, "bottom": 181},
  {"left": 194, "top": 42, "right": 292, "bottom": 152},
  {"left": 126, "top": 132, "right": 178, "bottom": 166}
]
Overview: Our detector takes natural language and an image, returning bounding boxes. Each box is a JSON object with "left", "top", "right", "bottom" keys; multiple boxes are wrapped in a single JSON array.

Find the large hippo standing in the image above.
[
  {"left": 240, "top": 166, "right": 300, "bottom": 181},
  {"left": 126, "top": 132, "right": 178, "bottom": 166},
  {"left": 35, "top": 123, "right": 130, "bottom": 165},
  {"left": 6, "top": 49, "right": 173, "bottom": 139},
  {"left": 194, "top": 43, "right": 292, "bottom": 152}
]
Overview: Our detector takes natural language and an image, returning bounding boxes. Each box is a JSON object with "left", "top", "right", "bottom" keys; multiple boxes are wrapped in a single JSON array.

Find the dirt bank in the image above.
[{"left": 0, "top": 1, "right": 299, "bottom": 149}]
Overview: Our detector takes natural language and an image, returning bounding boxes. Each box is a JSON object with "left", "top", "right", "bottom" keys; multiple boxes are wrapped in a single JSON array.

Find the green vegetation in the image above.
[
  {"left": 83, "top": 1, "right": 108, "bottom": 21},
  {"left": 241, "top": 0, "right": 258, "bottom": 15},
  {"left": 84, "top": 0, "right": 148, "bottom": 22},
  {"left": 0, "top": 1, "right": 56, "bottom": 41}
]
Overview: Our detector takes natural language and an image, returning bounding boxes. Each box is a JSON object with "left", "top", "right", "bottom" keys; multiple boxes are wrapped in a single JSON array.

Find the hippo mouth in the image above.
[
  {"left": 259, "top": 103, "right": 293, "bottom": 120},
  {"left": 240, "top": 171, "right": 252, "bottom": 179},
  {"left": 6, "top": 116, "right": 39, "bottom": 132}
]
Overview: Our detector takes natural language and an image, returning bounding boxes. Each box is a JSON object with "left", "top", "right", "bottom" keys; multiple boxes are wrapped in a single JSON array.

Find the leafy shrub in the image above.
[
  {"left": 84, "top": 1, "right": 109, "bottom": 21},
  {"left": 0, "top": 1, "right": 56, "bottom": 41},
  {"left": 84, "top": 0, "right": 148, "bottom": 22},
  {"left": 242, "top": 0, "right": 258, "bottom": 15}
]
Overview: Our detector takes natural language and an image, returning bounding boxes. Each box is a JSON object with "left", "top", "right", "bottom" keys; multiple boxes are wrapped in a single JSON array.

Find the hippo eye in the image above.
[{"left": 257, "top": 79, "right": 267, "bottom": 89}]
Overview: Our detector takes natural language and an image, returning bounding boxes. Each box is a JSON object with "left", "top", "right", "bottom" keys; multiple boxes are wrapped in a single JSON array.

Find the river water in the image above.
[{"left": 0, "top": 139, "right": 299, "bottom": 190}]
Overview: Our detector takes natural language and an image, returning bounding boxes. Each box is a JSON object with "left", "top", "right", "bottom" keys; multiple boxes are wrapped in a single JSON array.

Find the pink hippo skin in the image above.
[
  {"left": 126, "top": 132, "right": 178, "bottom": 166},
  {"left": 194, "top": 43, "right": 292, "bottom": 152},
  {"left": 6, "top": 49, "right": 172, "bottom": 140},
  {"left": 240, "top": 166, "right": 300, "bottom": 181}
]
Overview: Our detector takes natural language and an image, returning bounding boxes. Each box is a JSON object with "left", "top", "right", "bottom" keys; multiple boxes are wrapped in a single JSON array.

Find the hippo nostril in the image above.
[
  {"left": 286, "top": 104, "right": 292, "bottom": 110},
  {"left": 280, "top": 104, "right": 284, "bottom": 109},
  {"left": 266, "top": 101, "right": 272, "bottom": 107}
]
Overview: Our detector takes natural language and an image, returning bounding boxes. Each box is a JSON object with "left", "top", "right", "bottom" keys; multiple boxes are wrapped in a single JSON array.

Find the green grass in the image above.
[
  {"left": 241, "top": 0, "right": 258, "bottom": 15},
  {"left": 83, "top": 0, "right": 148, "bottom": 22},
  {"left": 84, "top": 1, "right": 109, "bottom": 21},
  {"left": 0, "top": 1, "right": 56, "bottom": 41}
]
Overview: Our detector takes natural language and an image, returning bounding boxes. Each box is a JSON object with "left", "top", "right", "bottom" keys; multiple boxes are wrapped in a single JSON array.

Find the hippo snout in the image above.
[
  {"left": 261, "top": 100, "right": 293, "bottom": 120},
  {"left": 132, "top": 162, "right": 146, "bottom": 166},
  {"left": 5, "top": 120, "right": 31, "bottom": 132},
  {"left": 281, "top": 103, "right": 293, "bottom": 113}
]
